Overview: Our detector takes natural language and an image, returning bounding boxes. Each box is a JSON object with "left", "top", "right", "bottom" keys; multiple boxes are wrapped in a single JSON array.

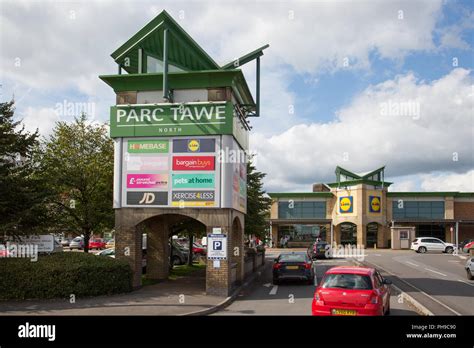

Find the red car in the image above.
[
  {"left": 463, "top": 241, "right": 474, "bottom": 253},
  {"left": 192, "top": 243, "right": 206, "bottom": 256},
  {"left": 312, "top": 266, "right": 391, "bottom": 316},
  {"left": 89, "top": 238, "right": 106, "bottom": 250}
]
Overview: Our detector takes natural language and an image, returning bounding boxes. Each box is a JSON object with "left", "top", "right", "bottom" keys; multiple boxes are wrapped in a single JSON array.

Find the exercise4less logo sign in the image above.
[{"left": 110, "top": 102, "right": 233, "bottom": 137}]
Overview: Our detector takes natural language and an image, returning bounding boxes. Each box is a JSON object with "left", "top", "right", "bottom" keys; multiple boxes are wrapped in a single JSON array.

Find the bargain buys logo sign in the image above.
[
  {"left": 339, "top": 196, "right": 353, "bottom": 213},
  {"left": 369, "top": 196, "right": 381, "bottom": 213},
  {"left": 172, "top": 156, "right": 215, "bottom": 171},
  {"left": 126, "top": 174, "right": 168, "bottom": 189},
  {"left": 172, "top": 174, "right": 215, "bottom": 189},
  {"left": 127, "top": 140, "right": 169, "bottom": 153}
]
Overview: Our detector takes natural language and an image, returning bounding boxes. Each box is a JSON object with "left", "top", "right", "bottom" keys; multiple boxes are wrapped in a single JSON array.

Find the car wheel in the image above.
[
  {"left": 172, "top": 256, "right": 180, "bottom": 266},
  {"left": 467, "top": 270, "right": 474, "bottom": 280},
  {"left": 445, "top": 247, "right": 454, "bottom": 254},
  {"left": 418, "top": 246, "right": 427, "bottom": 254}
]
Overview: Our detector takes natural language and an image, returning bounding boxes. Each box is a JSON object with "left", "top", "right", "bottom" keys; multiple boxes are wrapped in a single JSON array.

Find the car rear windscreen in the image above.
[
  {"left": 279, "top": 254, "right": 307, "bottom": 262},
  {"left": 321, "top": 273, "right": 373, "bottom": 290}
]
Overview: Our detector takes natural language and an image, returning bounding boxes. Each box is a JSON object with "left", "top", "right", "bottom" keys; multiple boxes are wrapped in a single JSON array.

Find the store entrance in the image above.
[{"left": 340, "top": 222, "right": 357, "bottom": 245}]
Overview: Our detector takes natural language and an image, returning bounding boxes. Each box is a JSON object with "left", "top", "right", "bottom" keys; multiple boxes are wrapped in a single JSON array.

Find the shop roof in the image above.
[
  {"left": 267, "top": 192, "right": 334, "bottom": 199},
  {"left": 387, "top": 192, "right": 474, "bottom": 197}
]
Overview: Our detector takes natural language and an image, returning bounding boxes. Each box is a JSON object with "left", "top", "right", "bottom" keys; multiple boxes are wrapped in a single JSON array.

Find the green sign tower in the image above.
[{"left": 99, "top": 10, "right": 268, "bottom": 296}]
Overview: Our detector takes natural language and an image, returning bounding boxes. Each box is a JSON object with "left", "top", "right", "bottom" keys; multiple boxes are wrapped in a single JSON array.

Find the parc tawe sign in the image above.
[{"left": 110, "top": 102, "right": 233, "bottom": 137}]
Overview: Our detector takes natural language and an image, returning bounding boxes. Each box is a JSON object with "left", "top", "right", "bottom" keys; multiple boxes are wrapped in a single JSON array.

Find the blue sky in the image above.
[{"left": 1, "top": 0, "right": 473, "bottom": 192}]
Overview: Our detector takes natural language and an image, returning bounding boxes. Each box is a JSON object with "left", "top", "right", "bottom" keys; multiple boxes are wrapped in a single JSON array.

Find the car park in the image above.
[
  {"left": 410, "top": 237, "right": 455, "bottom": 254},
  {"left": 308, "top": 241, "right": 331, "bottom": 259},
  {"left": 69, "top": 236, "right": 84, "bottom": 250},
  {"left": 312, "top": 266, "right": 391, "bottom": 316},
  {"left": 272, "top": 252, "right": 314, "bottom": 285},
  {"left": 465, "top": 257, "right": 474, "bottom": 280}
]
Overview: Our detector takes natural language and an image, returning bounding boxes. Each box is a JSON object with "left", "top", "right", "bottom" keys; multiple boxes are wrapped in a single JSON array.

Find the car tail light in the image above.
[
  {"left": 369, "top": 292, "right": 379, "bottom": 304},
  {"left": 314, "top": 291, "right": 325, "bottom": 305},
  {"left": 304, "top": 262, "right": 312, "bottom": 269},
  {"left": 273, "top": 263, "right": 282, "bottom": 270}
]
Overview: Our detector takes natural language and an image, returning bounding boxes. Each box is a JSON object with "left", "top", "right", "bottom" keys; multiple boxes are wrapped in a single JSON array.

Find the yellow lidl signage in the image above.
[
  {"left": 187, "top": 139, "right": 200, "bottom": 152},
  {"left": 369, "top": 196, "right": 381, "bottom": 213},
  {"left": 339, "top": 196, "right": 353, "bottom": 213}
]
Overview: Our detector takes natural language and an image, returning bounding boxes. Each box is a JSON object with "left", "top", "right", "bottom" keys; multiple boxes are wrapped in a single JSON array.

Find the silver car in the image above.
[
  {"left": 69, "top": 236, "right": 84, "bottom": 250},
  {"left": 465, "top": 257, "right": 474, "bottom": 280}
]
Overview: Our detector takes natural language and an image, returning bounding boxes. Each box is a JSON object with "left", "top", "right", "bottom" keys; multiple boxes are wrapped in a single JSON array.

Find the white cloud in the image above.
[
  {"left": 20, "top": 106, "right": 60, "bottom": 137},
  {"left": 251, "top": 68, "right": 474, "bottom": 192},
  {"left": 420, "top": 170, "right": 474, "bottom": 192}
]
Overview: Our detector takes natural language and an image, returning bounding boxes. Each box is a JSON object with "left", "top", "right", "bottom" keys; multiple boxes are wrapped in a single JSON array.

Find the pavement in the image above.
[
  {"left": 354, "top": 249, "right": 474, "bottom": 315},
  {"left": 214, "top": 249, "right": 419, "bottom": 315},
  {"left": 0, "top": 267, "right": 226, "bottom": 316}
]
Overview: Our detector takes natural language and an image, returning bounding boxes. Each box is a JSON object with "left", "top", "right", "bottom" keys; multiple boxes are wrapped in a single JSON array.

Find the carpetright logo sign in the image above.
[{"left": 110, "top": 102, "right": 233, "bottom": 137}]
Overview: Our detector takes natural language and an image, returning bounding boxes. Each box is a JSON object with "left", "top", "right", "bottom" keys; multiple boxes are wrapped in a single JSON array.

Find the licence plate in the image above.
[
  {"left": 319, "top": 248, "right": 325, "bottom": 252},
  {"left": 286, "top": 265, "right": 298, "bottom": 270},
  {"left": 332, "top": 309, "right": 357, "bottom": 316}
]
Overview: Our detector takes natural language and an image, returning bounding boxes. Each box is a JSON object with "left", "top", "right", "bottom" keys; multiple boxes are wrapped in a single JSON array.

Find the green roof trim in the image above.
[
  {"left": 99, "top": 69, "right": 255, "bottom": 106},
  {"left": 387, "top": 192, "right": 474, "bottom": 197},
  {"left": 268, "top": 192, "right": 334, "bottom": 199},
  {"left": 326, "top": 179, "right": 393, "bottom": 188},
  {"left": 222, "top": 44, "right": 270, "bottom": 69}
]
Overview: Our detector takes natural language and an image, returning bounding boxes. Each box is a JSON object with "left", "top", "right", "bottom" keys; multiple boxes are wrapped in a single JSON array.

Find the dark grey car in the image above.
[{"left": 272, "top": 252, "right": 315, "bottom": 285}]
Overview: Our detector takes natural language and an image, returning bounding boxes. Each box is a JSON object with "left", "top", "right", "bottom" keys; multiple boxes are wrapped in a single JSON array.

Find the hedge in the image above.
[{"left": 0, "top": 252, "right": 133, "bottom": 300}]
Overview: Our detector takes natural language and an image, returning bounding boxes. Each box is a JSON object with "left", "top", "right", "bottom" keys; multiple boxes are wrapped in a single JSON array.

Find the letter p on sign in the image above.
[{"left": 213, "top": 241, "right": 222, "bottom": 250}]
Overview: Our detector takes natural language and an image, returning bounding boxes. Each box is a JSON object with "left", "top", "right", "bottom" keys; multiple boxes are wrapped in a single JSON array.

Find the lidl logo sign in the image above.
[
  {"left": 339, "top": 196, "right": 353, "bottom": 213},
  {"left": 369, "top": 196, "right": 381, "bottom": 213},
  {"left": 187, "top": 139, "right": 200, "bottom": 152}
]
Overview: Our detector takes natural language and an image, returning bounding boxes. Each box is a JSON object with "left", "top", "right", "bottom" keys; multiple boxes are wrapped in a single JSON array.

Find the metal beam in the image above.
[
  {"left": 138, "top": 48, "right": 143, "bottom": 74},
  {"left": 256, "top": 56, "right": 260, "bottom": 117},
  {"left": 163, "top": 28, "right": 169, "bottom": 101}
]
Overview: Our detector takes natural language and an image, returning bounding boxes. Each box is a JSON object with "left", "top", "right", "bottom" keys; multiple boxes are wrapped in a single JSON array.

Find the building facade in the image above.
[{"left": 269, "top": 166, "right": 474, "bottom": 249}]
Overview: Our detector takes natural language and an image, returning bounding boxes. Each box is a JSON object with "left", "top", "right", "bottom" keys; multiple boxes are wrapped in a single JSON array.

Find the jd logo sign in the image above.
[
  {"left": 339, "top": 196, "right": 353, "bottom": 213},
  {"left": 126, "top": 192, "right": 168, "bottom": 206},
  {"left": 369, "top": 196, "right": 381, "bottom": 213}
]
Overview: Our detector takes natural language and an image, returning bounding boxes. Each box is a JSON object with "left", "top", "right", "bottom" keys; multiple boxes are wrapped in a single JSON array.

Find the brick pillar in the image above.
[
  {"left": 146, "top": 218, "right": 170, "bottom": 281},
  {"left": 115, "top": 224, "right": 142, "bottom": 289},
  {"left": 230, "top": 219, "right": 244, "bottom": 285},
  {"left": 206, "top": 225, "right": 231, "bottom": 297},
  {"left": 377, "top": 225, "right": 385, "bottom": 248},
  {"left": 334, "top": 224, "right": 341, "bottom": 245},
  {"left": 357, "top": 223, "right": 367, "bottom": 248}
]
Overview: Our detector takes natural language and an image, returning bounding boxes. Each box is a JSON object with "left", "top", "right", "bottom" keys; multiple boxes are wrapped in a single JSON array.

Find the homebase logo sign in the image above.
[{"left": 110, "top": 103, "right": 233, "bottom": 137}]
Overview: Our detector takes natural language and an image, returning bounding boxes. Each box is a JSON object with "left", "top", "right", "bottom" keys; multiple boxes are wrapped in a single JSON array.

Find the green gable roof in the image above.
[
  {"left": 111, "top": 10, "right": 220, "bottom": 74},
  {"left": 268, "top": 192, "right": 334, "bottom": 199}
]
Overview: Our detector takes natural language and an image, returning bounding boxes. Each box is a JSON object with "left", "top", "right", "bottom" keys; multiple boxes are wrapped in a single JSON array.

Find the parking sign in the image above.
[{"left": 207, "top": 233, "right": 227, "bottom": 260}]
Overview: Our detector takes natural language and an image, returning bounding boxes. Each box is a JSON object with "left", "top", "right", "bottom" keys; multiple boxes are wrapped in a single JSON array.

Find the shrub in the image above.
[{"left": 0, "top": 252, "right": 133, "bottom": 300}]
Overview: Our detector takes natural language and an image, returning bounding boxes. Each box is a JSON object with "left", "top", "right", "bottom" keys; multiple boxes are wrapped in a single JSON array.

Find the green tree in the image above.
[
  {"left": 0, "top": 101, "right": 49, "bottom": 238},
  {"left": 245, "top": 156, "right": 271, "bottom": 241},
  {"left": 39, "top": 114, "right": 114, "bottom": 252}
]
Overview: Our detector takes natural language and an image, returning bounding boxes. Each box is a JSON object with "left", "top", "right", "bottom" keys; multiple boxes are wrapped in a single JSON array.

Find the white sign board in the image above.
[
  {"left": 16, "top": 235, "right": 54, "bottom": 252},
  {"left": 207, "top": 234, "right": 227, "bottom": 260}
]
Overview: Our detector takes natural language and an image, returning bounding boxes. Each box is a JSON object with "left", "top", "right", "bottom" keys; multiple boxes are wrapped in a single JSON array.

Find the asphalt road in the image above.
[
  {"left": 357, "top": 249, "right": 474, "bottom": 315},
  {"left": 215, "top": 251, "right": 418, "bottom": 316}
]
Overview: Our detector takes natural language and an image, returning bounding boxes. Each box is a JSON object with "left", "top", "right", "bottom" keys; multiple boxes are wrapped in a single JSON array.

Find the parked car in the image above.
[
  {"left": 272, "top": 252, "right": 314, "bottom": 285},
  {"left": 170, "top": 241, "right": 189, "bottom": 267},
  {"left": 458, "top": 239, "right": 474, "bottom": 251},
  {"left": 192, "top": 242, "right": 206, "bottom": 256},
  {"left": 308, "top": 241, "right": 331, "bottom": 259},
  {"left": 462, "top": 241, "right": 474, "bottom": 254},
  {"left": 410, "top": 237, "right": 455, "bottom": 254},
  {"left": 89, "top": 238, "right": 106, "bottom": 250},
  {"left": 69, "top": 236, "right": 84, "bottom": 250},
  {"left": 465, "top": 257, "right": 474, "bottom": 280},
  {"left": 97, "top": 248, "right": 115, "bottom": 257},
  {"left": 312, "top": 266, "right": 391, "bottom": 316},
  {"left": 59, "top": 238, "right": 71, "bottom": 247},
  {"left": 0, "top": 244, "right": 10, "bottom": 257},
  {"left": 106, "top": 239, "right": 115, "bottom": 249}
]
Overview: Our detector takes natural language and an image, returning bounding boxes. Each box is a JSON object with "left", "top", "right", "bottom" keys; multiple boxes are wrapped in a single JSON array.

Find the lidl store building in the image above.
[{"left": 269, "top": 166, "right": 474, "bottom": 249}]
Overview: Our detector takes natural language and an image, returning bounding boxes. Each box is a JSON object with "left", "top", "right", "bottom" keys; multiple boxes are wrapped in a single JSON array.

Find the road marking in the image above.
[
  {"left": 448, "top": 260, "right": 460, "bottom": 263},
  {"left": 359, "top": 259, "right": 462, "bottom": 316},
  {"left": 269, "top": 285, "right": 278, "bottom": 295},
  {"left": 263, "top": 283, "right": 271, "bottom": 288},
  {"left": 405, "top": 261, "right": 419, "bottom": 267},
  {"left": 457, "top": 279, "right": 474, "bottom": 287},
  {"left": 373, "top": 254, "right": 381, "bottom": 256},
  {"left": 424, "top": 268, "right": 447, "bottom": 277}
]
